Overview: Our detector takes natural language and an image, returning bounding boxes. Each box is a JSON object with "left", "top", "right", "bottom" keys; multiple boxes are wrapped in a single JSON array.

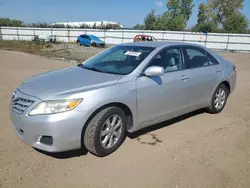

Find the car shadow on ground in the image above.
[
  {"left": 127, "top": 109, "right": 205, "bottom": 139},
  {"left": 34, "top": 147, "right": 88, "bottom": 159},
  {"left": 34, "top": 109, "right": 205, "bottom": 159}
]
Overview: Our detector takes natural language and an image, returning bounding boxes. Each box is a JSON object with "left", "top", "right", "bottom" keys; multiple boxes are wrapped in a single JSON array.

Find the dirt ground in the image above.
[
  {"left": 0, "top": 41, "right": 107, "bottom": 63},
  {"left": 0, "top": 50, "right": 250, "bottom": 188}
]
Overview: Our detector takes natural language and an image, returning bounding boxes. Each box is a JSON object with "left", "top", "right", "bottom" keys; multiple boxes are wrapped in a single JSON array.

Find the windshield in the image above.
[
  {"left": 80, "top": 45, "right": 155, "bottom": 75},
  {"left": 89, "top": 35, "right": 99, "bottom": 40}
]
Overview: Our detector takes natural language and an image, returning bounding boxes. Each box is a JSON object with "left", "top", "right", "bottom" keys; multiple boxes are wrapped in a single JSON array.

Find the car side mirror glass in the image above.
[{"left": 144, "top": 66, "right": 164, "bottom": 77}]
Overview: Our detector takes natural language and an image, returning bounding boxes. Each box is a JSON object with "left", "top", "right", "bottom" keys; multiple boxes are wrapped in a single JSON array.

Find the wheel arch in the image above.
[{"left": 220, "top": 80, "right": 231, "bottom": 93}]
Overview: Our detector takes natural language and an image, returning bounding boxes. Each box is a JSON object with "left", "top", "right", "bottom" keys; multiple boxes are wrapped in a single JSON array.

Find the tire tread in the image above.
[
  {"left": 84, "top": 108, "right": 109, "bottom": 155},
  {"left": 83, "top": 107, "right": 126, "bottom": 157}
]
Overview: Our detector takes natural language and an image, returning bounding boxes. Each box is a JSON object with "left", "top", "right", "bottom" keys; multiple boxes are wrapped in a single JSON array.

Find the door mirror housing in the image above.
[{"left": 144, "top": 66, "right": 164, "bottom": 77}]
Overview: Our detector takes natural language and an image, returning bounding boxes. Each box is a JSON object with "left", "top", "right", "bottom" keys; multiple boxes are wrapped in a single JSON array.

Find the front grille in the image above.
[
  {"left": 12, "top": 97, "right": 34, "bottom": 114},
  {"left": 40, "top": 136, "right": 53, "bottom": 146}
]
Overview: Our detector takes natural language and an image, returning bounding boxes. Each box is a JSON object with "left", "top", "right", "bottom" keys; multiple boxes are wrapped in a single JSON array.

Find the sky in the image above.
[{"left": 0, "top": 0, "right": 249, "bottom": 28}]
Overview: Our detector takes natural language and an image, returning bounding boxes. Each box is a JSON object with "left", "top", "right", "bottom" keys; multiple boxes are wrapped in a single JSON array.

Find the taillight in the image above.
[{"left": 233, "top": 65, "right": 237, "bottom": 72}]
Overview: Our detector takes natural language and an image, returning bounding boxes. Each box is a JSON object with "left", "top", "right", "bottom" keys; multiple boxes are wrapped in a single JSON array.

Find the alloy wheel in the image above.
[
  {"left": 100, "top": 114, "right": 123, "bottom": 149},
  {"left": 214, "top": 88, "right": 226, "bottom": 110}
]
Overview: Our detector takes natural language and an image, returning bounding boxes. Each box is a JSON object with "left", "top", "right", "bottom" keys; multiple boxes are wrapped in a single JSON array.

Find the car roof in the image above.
[
  {"left": 88, "top": 35, "right": 97, "bottom": 38},
  {"left": 136, "top": 34, "right": 152, "bottom": 37},
  {"left": 120, "top": 41, "right": 207, "bottom": 49}
]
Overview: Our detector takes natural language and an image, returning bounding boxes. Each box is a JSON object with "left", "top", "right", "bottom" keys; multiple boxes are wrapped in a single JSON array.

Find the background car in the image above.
[
  {"left": 32, "top": 34, "right": 57, "bottom": 44},
  {"left": 77, "top": 34, "right": 105, "bottom": 47},
  {"left": 133, "top": 34, "right": 157, "bottom": 42}
]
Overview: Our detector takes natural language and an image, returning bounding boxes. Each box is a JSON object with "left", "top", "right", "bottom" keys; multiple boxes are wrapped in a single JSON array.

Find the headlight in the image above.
[{"left": 29, "top": 99, "right": 82, "bottom": 115}]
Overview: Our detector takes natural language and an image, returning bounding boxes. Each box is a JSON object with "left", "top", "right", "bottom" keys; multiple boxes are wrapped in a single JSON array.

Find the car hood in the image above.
[{"left": 18, "top": 66, "right": 122, "bottom": 100}]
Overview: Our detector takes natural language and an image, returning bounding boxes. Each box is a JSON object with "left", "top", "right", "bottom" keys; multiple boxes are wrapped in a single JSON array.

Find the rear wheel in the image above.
[
  {"left": 207, "top": 84, "right": 229, "bottom": 114},
  {"left": 83, "top": 107, "right": 126, "bottom": 157}
]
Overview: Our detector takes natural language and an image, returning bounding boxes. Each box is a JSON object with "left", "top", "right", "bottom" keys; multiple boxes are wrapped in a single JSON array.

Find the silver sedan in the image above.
[{"left": 10, "top": 42, "right": 237, "bottom": 157}]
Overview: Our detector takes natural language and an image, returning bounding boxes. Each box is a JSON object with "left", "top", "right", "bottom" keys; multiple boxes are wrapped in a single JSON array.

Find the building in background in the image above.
[{"left": 51, "top": 21, "right": 124, "bottom": 28}]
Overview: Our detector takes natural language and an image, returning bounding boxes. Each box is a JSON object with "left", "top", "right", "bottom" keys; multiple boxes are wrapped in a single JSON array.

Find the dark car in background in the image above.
[{"left": 77, "top": 34, "right": 105, "bottom": 47}]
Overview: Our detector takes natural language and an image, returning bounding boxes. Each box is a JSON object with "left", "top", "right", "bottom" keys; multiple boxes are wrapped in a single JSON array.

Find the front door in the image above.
[{"left": 136, "top": 46, "right": 191, "bottom": 127}]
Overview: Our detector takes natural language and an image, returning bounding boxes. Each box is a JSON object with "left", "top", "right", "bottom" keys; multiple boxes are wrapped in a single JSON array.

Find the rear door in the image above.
[{"left": 182, "top": 46, "right": 222, "bottom": 108}]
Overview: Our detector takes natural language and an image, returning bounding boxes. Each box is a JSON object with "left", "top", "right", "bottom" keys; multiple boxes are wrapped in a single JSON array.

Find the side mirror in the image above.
[{"left": 144, "top": 66, "right": 164, "bottom": 77}]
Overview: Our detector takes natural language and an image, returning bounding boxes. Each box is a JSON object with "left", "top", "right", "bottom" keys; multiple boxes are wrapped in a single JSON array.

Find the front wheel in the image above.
[
  {"left": 206, "top": 84, "right": 229, "bottom": 114},
  {"left": 83, "top": 107, "right": 126, "bottom": 157},
  {"left": 90, "top": 42, "right": 96, "bottom": 47}
]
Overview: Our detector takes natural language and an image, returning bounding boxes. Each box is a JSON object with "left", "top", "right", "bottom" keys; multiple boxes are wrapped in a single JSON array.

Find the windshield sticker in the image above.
[{"left": 124, "top": 51, "right": 142, "bottom": 57}]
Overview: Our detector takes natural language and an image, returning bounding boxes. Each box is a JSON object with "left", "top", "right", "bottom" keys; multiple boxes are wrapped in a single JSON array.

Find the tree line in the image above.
[
  {"left": 0, "top": 18, "right": 121, "bottom": 29},
  {"left": 133, "top": 0, "right": 249, "bottom": 34}
]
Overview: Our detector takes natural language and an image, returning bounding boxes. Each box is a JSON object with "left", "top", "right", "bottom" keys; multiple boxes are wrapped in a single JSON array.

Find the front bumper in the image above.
[
  {"left": 95, "top": 43, "right": 105, "bottom": 48},
  {"left": 10, "top": 90, "right": 86, "bottom": 152}
]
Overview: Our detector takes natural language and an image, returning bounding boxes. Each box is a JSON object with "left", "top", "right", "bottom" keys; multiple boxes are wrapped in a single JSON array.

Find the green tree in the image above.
[
  {"left": 92, "top": 23, "right": 97, "bottom": 29},
  {"left": 133, "top": 24, "right": 145, "bottom": 30},
  {"left": 65, "top": 24, "right": 72, "bottom": 28},
  {"left": 152, "top": 10, "right": 186, "bottom": 31},
  {"left": 192, "top": 22, "right": 216, "bottom": 33},
  {"left": 51, "top": 24, "right": 65, "bottom": 28},
  {"left": 154, "top": 12, "right": 170, "bottom": 30},
  {"left": 144, "top": 9, "right": 156, "bottom": 30},
  {"left": 224, "top": 12, "right": 248, "bottom": 33},
  {"left": 28, "top": 22, "right": 49, "bottom": 28},
  {"left": 168, "top": 15, "right": 186, "bottom": 31},
  {"left": 79, "top": 24, "right": 89, "bottom": 29},
  {"left": 0, "top": 18, "right": 24, "bottom": 27},
  {"left": 194, "top": 3, "right": 218, "bottom": 33},
  {"left": 197, "top": 3, "right": 210, "bottom": 24},
  {"left": 166, "top": 0, "right": 194, "bottom": 21},
  {"left": 208, "top": 0, "right": 244, "bottom": 25}
]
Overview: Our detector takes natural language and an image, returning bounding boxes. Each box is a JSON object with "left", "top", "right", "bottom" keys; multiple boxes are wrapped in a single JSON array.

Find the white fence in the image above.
[{"left": 1, "top": 26, "right": 250, "bottom": 51}]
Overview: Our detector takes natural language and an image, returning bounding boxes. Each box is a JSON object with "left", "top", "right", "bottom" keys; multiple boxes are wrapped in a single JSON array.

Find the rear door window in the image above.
[{"left": 183, "top": 46, "right": 209, "bottom": 69}]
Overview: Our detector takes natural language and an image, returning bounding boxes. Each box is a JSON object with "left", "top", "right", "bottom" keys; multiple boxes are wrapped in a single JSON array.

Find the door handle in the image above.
[
  {"left": 216, "top": 69, "right": 221, "bottom": 73},
  {"left": 180, "top": 75, "right": 189, "bottom": 81}
]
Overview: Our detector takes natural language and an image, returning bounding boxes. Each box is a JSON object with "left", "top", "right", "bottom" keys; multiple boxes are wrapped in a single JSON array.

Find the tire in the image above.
[
  {"left": 207, "top": 84, "right": 229, "bottom": 114},
  {"left": 90, "top": 42, "right": 96, "bottom": 47},
  {"left": 83, "top": 107, "right": 127, "bottom": 157},
  {"left": 77, "top": 41, "right": 81, "bottom": 46}
]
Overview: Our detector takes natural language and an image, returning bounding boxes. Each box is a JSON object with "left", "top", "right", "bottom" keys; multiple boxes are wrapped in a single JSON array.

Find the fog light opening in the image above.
[{"left": 40, "top": 136, "right": 53, "bottom": 146}]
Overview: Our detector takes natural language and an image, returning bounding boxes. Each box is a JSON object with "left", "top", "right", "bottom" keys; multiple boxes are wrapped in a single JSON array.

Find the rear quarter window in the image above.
[{"left": 207, "top": 52, "right": 219, "bottom": 65}]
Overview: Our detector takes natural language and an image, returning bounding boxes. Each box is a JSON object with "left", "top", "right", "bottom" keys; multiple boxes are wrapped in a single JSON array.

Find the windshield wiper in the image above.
[
  {"left": 77, "top": 64, "right": 103, "bottom": 73},
  {"left": 77, "top": 64, "right": 125, "bottom": 75},
  {"left": 85, "top": 67, "right": 102, "bottom": 72}
]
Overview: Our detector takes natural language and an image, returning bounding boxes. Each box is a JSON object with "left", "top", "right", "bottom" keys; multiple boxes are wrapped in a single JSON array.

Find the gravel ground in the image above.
[
  {"left": 43, "top": 43, "right": 106, "bottom": 62},
  {"left": 0, "top": 41, "right": 106, "bottom": 63},
  {"left": 0, "top": 50, "right": 250, "bottom": 188}
]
